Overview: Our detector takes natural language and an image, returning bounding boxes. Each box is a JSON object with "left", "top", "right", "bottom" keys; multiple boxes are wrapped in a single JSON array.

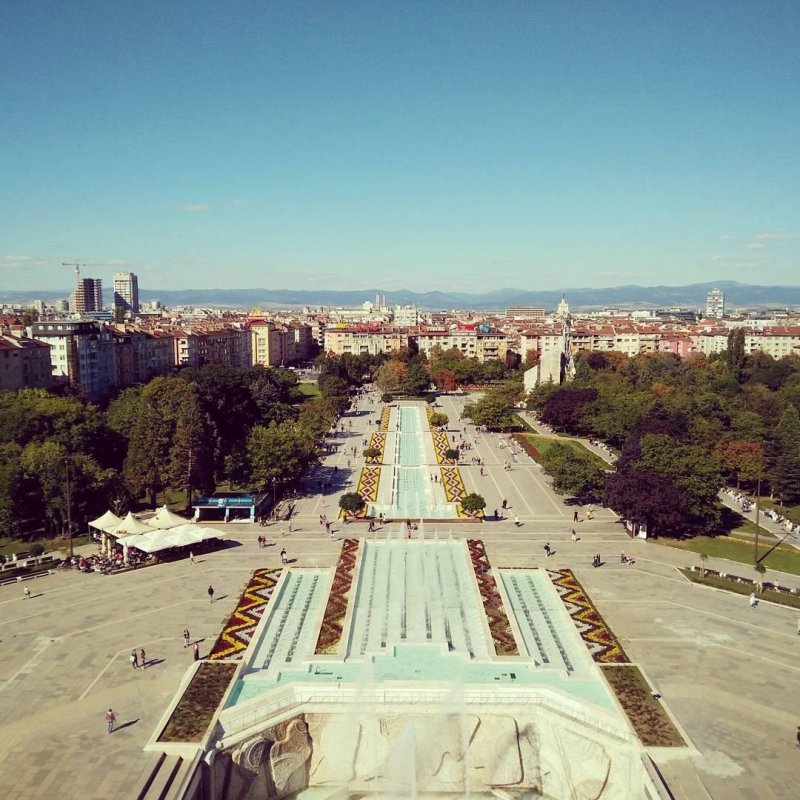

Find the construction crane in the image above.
[{"left": 62, "top": 262, "right": 87, "bottom": 281}]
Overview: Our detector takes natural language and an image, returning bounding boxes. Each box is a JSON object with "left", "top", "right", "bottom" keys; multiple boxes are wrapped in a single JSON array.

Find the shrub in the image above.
[
  {"left": 339, "top": 492, "right": 366, "bottom": 516},
  {"left": 30, "top": 543, "right": 45, "bottom": 557}
]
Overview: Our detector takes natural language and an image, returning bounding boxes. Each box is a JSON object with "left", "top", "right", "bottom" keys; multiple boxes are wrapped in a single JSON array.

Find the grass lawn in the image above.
[
  {"left": 680, "top": 569, "right": 800, "bottom": 609},
  {"left": 520, "top": 434, "right": 609, "bottom": 469},
  {"left": 663, "top": 534, "right": 800, "bottom": 577},
  {"left": 0, "top": 533, "right": 93, "bottom": 558},
  {"left": 298, "top": 381, "right": 320, "bottom": 397}
]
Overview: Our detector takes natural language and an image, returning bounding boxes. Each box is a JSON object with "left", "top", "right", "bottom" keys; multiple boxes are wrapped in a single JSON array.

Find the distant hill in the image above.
[{"left": 3, "top": 280, "right": 800, "bottom": 311}]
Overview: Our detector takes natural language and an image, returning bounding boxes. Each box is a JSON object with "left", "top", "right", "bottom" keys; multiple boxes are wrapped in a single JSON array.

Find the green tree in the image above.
[
  {"left": 540, "top": 442, "right": 607, "bottom": 503},
  {"left": 725, "top": 328, "right": 746, "bottom": 383},
  {"left": 771, "top": 404, "right": 800, "bottom": 504},
  {"left": 444, "top": 448, "right": 460, "bottom": 464},
  {"left": 168, "top": 388, "right": 214, "bottom": 506},
  {"left": 460, "top": 493, "right": 486, "bottom": 515},
  {"left": 339, "top": 492, "right": 365, "bottom": 517},
  {"left": 402, "top": 362, "right": 431, "bottom": 395},
  {"left": 462, "top": 391, "right": 515, "bottom": 430},
  {"left": 246, "top": 422, "right": 318, "bottom": 494},
  {"left": 429, "top": 412, "right": 449, "bottom": 429}
]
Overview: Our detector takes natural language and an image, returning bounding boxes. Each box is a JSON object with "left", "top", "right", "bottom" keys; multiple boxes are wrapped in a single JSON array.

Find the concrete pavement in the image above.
[{"left": 1, "top": 392, "right": 799, "bottom": 799}]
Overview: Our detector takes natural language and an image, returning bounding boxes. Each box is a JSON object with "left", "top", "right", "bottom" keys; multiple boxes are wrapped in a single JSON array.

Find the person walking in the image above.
[
  {"left": 544, "top": 542, "right": 551, "bottom": 557},
  {"left": 183, "top": 628, "right": 190, "bottom": 648},
  {"left": 130, "top": 650, "right": 139, "bottom": 669},
  {"left": 23, "top": 586, "right": 31, "bottom": 599},
  {"left": 208, "top": 585, "right": 215, "bottom": 603},
  {"left": 280, "top": 548, "right": 288, "bottom": 564},
  {"left": 571, "top": 530, "right": 577, "bottom": 542},
  {"left": 105, "top": 708, "right": 116, "bottom": 734},
  {"left": 749, "top": 593, "right": 758, "bottom": 608},
  {"left": 514, "top": 515, "right": 520, "bottom": 527},
  {"left": 139, "top": 648, "right": 146, "bottom": 668},
  {"left": 193, "top": 641, "right": 200, "bottom": 662},
  {"left": 573, "top": 510, "right": 579, "bottom": 522},
  {"left": 796, "top": 725, "right": 800, "bottom": 747}
]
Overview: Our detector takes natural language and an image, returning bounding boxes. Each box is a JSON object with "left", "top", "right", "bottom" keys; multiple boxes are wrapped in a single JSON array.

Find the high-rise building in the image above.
[
  {"left": 71, "top": 278, "right": 103, "bottom": 313},
  {"left": 706, "top": 288, "right": 725, "bottom": 319},
  {"left": 113, "top": 271, "right": 139, "bottom": 313}
]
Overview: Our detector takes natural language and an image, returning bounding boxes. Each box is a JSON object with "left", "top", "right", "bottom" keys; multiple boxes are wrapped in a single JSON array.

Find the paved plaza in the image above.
[{"left": 1, "top": 395, "right": 799, "bottom": 799}]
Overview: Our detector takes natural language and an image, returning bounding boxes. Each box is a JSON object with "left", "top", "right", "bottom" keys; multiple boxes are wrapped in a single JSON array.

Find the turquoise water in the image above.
[
  {"left": 245, "top": 569, "right": 330, "bottom": 673},
  {"left": 227, "top": 643, "right": 613, "bottom": 710},
  {"left": 347, "top": 540, "right": 489, "bottom": 658},
  {"left": 501, "top": 570, "right": 586, "bottom": 672},
  {"left": 372, "top": 404, "right": 457, "bottom": 519}
]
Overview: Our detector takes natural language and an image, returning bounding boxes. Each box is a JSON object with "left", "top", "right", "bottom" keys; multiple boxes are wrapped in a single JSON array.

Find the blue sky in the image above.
[{"left": 1, "top": 1, "right": 799, "bottom": 294}]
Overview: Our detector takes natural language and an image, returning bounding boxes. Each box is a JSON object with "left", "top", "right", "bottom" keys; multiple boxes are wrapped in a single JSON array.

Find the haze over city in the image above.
[{"left": 2, "top": 1, "right": 799, "bottom": 293}]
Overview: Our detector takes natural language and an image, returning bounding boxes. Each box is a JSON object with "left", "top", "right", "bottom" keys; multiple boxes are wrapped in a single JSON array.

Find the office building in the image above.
[{"left": 113, "top": 271, "right": 140, "bottom": 313}]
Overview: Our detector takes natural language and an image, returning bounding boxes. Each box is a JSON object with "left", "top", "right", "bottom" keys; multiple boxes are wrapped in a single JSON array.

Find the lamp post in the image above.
[
  {"left": 64, "top": 457, "right": 73, "bottom": 559},
  {"left": 754, "top": 469, "right": 762, "bottom": 567}
]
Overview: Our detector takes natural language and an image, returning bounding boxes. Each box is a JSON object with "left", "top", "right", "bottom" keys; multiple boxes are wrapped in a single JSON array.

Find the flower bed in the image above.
[
  {"left": 367, "top": 431, "right": 386, "bottom": 463},
  {"left": 467, "top": 540, "right": 518, "bottom": 655},
  {"left": 682, "top": 568, "right": 800, "bottom": 608},
  {"left": 601, "top": 665, "right": 685, "bottom": 747},
  {"left": 431, "top": 430, "right": 452, "bottom": 464},
  {"left": 357, "top": 466, "right": 381, "bottom": 503},
  {"left": 513, "top": 433, "right": 541, "bottom": 462},
  {"left": 440, "top": 466, "right": 466, "bottom": 502},
  {"left": 379, "top": 406, "right": 391, "bottom": 432},
  {"left": 315, "top": 538, "right": 360, "bottom": 654},
  {"left": 159, "top": 662, "right": 237, "bottom": 743},
  {"left": 209, "top": 568, "right": 283, "bottom": 660},
  {"left": 547, "top": 569, "right": 629, "bottom": 663}
]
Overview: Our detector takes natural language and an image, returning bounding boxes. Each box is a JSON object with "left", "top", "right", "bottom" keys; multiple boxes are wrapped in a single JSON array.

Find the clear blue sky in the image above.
[{"left": 2, "top": 0, "right": 799, "bottom": 294}]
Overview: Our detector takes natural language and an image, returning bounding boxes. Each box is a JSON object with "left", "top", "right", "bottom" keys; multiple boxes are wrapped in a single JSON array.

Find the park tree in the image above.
[
  {"left": 540, "top": 387, "right": 599, "bottom": 434},
  {"left": 460, "top": 493, "right": 486, "bottom": 515},
  {"left": 339, "top": 492, "right": 365, "bottom": 518},
  {"left": 402, "top": 361, "right": 431, "bottom": 395},
  {"left": 444, "top": 448, "right": 460, "bottom": 464},
  {"left": 462, "top": 390, "right": 516, "bottom": 430},
  {"left": 168, "top": 388, "right": 214, "bottom": 506},
  {"left": 246, "top": 421, "right": 318, "bottom": 495},
  {"left": 374, "top": 360, "right": 407, "bottom": 394},
  {"left": 0, "top": 444, "right": 23, "bottom": 537},
  {"left": 429, "top": 412, "right": 449, "bottom": 429},
  {"left": 725, "top": 328, "right": 747, "bottom": 383},
  {"left": 714, "top": 440, "right": 764, "bottom": 488},
  {"left": 431, "top": 368, "right": 458, "bottom": 393},
  {"left": 770, "top": 404, "right": 800, "bottom": 504},
  {"left": 540, "top": 442, "right": 607, "bottom": 503}
]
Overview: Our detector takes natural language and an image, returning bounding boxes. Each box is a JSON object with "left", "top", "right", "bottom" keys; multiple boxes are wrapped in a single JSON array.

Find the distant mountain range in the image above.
[{"left": 3, "top": 281, "right": 800, "bottom": 311}]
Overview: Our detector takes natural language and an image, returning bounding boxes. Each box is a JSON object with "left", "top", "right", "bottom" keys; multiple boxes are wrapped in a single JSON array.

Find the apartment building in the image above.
[
  {"left": 324, "top": 326, "right": 409, "bottom": 357},
  {"left": 0, "top": 334, "right": 54, "bottom": 391},
  {"left": 29, "top": 321, "right": 117, "bottom": 402},
  {"left": 412, "top": 326, "right": 508, "bottom": 363}
]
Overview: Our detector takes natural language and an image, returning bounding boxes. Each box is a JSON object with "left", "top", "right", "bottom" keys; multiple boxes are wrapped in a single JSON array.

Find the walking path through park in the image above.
[{"left": 1, "top": 391, "right": 799, "bottom": 799}]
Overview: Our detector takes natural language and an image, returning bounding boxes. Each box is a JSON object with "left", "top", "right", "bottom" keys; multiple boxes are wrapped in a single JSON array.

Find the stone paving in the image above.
[{"left": 1, "top": 392, "right": 799, "bottom": 799}]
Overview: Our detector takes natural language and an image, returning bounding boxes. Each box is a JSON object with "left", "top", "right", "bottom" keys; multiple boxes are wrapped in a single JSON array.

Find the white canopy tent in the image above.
[
  {"left": 109, "top": 512, "right": 156, "bottom": 537},
  {"left": 121, "top": 525, "right": 224, "bottom": 557},
  {"left": 146, "top": 506, "right": 190, "bottom": 530},
  {"left": 88, "top": 510, "right": 122, "bottom": 534}
]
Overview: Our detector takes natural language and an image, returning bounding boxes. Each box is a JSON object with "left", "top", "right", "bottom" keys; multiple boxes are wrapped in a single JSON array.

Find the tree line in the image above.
[
  {"left": 527, "top": 333, "right": 800, "bottom": 535},
  {"left": 0, "top": 354, "right": 378, "bottom": 540}
]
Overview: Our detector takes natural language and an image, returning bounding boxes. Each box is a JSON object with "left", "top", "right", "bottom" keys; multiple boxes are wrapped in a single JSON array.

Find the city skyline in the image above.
[{"left": 2, "top": 2, "right": 799, "bottom": 292}]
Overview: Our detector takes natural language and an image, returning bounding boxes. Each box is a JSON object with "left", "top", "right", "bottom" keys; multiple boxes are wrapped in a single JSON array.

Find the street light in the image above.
[
  {"left": 754, "top": 466, "right": 762, "bottom": 567},
  {"left": 64, "top": 456, "right": 73, "bottom": 559}
]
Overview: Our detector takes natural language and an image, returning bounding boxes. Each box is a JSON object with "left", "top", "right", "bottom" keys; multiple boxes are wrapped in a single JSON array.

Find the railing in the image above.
[{"left": 219, "top": 684, "right": 635, "bottom": 744}]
